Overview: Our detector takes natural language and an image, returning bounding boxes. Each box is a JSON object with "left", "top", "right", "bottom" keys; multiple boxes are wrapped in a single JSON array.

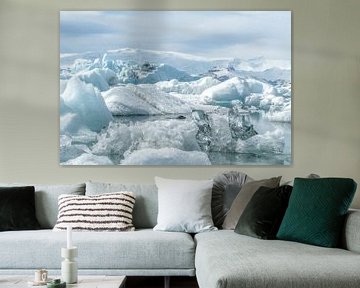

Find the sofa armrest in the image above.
[{"left": 342, "top": 209, "right": 360, "bottom": 253}]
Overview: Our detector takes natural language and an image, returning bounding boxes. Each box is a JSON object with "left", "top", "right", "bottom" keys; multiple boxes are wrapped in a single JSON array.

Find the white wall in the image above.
[{"left": 0, "top": 0, "right": 359, "bottom": 208}]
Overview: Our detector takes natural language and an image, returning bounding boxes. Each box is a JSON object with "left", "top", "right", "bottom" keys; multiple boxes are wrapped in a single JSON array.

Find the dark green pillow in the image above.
[
  {"left": 277, "top": 178, "right": 357, "bottom": 247},
  {"left": 235, "top": 185, "right": 292, "bottom": 239},
  {"left": 0, "top": 186, "right": 41, "bottom": 231}
]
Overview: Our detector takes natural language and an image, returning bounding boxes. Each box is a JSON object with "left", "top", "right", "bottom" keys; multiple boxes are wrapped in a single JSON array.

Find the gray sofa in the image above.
[{"left": 0, "top": 181, "right": 360, "bottom": 288}]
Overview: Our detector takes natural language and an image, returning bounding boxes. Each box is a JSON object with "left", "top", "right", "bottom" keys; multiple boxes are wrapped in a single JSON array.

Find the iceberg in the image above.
[
  {"left": 102, "top": 84, "right": 192, "bottom": 116},
  {"left": 89, "top": 119, "right": 201, "bottom": 164},
  {"left": 77, "top": 68, "right": 117, "bottom": 91},
  {"left": 200, "top": 77, "right": 250, "bottom": 104},
  {"left": 131, "top": 119, "right": 200, "bottom": 152},
  {"left": 60, "top": 80, "right": 68, "bottom": 95},
  {"left": 121, "top": 148, "right": 211, "bottom": 165},
  {"left": 61, "top": 77, "right": 113, "bottom": 132}
]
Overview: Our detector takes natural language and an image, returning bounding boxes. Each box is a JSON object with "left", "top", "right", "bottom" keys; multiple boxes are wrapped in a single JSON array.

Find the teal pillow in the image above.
[{"left": 277, "top": 178, "right": 357, "bottom": 247}]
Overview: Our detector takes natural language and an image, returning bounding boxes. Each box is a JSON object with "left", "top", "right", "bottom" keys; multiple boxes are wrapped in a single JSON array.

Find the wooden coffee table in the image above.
[{"left": 0, "top": 275, "right": 126, "bottom": 288}]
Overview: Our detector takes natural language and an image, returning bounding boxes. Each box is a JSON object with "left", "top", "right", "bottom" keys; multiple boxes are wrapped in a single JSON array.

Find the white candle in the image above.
[{"left": 67, "top": 225, "right": 72, "bottom": 249}]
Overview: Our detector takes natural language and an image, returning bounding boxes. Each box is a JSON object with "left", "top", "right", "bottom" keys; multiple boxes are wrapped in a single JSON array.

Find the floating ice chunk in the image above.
[
  {"left": 103, "top": 84, "right": 192, "bottom": 116},
  {"left": 265, "top": 103, "right": 291, "bottom": 122},
  {"left": 208, "top": 113, "right": 233, "bottom": 151},
  {"left": 61, "top": 76, "right": 113, "bottom": 132},
  {"left": 62, "top": 153, "right": 114, "bottom": 165},
  {"left": 121, "top": 148, "right": 211, "bottom": 165},
  {"left": 77, "top": 68, "right": 117, "bottom": 91},
  {"left": 92, "top": 122, "right": 132, "bottom": 157},
  {"left": 200, "top": 77, "right": 250, "bottom": 104},
  {"left": 156, "top": 77, "right": 220, "bottom": 94},
  {"left": 60, "top": 135, "right": 93, "bottom": 163},
  {"left": 133, "top": 119, "right": 200, "bottom": 152},
  {"left": 236, "top": 129, "right": 285, "bottom": 154}
]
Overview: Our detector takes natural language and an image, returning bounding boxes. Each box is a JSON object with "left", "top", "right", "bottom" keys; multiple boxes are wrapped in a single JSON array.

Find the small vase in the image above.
[{"left": 61, "top": 247, "right": 78, "bottom": 284}]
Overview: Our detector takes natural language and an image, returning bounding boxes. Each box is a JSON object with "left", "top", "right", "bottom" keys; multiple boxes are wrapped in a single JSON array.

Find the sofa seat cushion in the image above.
[
  {"left": 195, "top": 230, "right": 360, "bottom": 288},
  {"left": 0, "top": 229, "right": 195, "bottom": 271}
]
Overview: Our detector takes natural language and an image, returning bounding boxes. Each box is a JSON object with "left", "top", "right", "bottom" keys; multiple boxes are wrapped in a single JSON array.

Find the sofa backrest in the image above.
[
  {"left": 86, "top": 181, "right": 158, "bottom": 229},
  {"left": 0, "top": 183, "right": 86, "bottom": 229}
]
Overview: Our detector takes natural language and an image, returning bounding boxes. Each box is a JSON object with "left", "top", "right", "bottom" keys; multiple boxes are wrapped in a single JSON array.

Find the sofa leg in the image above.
[{"left": 164, "top": 276, "right": 170, "bottom": 288}]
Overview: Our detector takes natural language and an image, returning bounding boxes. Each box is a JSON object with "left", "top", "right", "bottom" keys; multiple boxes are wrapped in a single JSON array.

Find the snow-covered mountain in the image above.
[{"left": 61, "top": 48, "right": 290, "bottom": 80}]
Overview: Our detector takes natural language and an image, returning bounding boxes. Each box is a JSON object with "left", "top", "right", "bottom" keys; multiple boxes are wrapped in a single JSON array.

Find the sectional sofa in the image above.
[{"left": 0, "top": 180, "right": 359, "bottom": 288}]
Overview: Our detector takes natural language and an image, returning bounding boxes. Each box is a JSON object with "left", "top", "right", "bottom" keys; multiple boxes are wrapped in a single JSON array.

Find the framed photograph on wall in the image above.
[{"left": 60, "top": 11, "right": 291, "bottom": 165}]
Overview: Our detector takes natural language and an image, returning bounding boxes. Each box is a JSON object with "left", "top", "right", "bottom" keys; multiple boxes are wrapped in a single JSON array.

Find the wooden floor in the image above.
[{"left": 126, "top": 276, "right": 199, "bottom": 288}]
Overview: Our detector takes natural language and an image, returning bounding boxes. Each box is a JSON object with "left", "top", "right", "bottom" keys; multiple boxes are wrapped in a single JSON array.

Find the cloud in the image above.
[{"left": 60, "top": 11, "right": 291, "bottom": 60}]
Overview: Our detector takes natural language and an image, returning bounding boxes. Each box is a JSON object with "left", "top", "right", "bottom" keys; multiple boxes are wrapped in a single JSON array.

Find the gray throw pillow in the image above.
[
  {"left": 222, "top": 176, "right": 281, "bottom": 230},
  {"left": 153, "top": 177, "right": 217, "bottom": 233},
  {"left": 212, "top": 171, "right": 252, "bottom": 228}
]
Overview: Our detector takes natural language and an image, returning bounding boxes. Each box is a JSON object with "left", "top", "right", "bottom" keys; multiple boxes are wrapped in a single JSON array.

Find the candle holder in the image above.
[{"left": 61, "top": 247, "right": 78, "bottom": 284}]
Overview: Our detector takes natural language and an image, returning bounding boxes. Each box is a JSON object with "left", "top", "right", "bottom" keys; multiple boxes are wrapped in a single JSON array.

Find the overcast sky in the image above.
[{"left": 60, "top": 11, "right": 291, "bottom": 60}]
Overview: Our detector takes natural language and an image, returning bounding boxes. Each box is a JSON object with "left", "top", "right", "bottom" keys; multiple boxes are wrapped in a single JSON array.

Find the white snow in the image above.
[
  {"left": 61, "top": 76, "right": 113, "bottom": 132},
  {"left": 102, "top": 84, "right": 192, "bottom": 116},
  {"left": 121, "top": 148, "right": 211, "bottom": 165}
]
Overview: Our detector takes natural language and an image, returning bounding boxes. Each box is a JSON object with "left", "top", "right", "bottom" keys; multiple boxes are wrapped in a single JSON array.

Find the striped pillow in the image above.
[{"left": 53, "top": 192, "right": 136, "bottom": 231}]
